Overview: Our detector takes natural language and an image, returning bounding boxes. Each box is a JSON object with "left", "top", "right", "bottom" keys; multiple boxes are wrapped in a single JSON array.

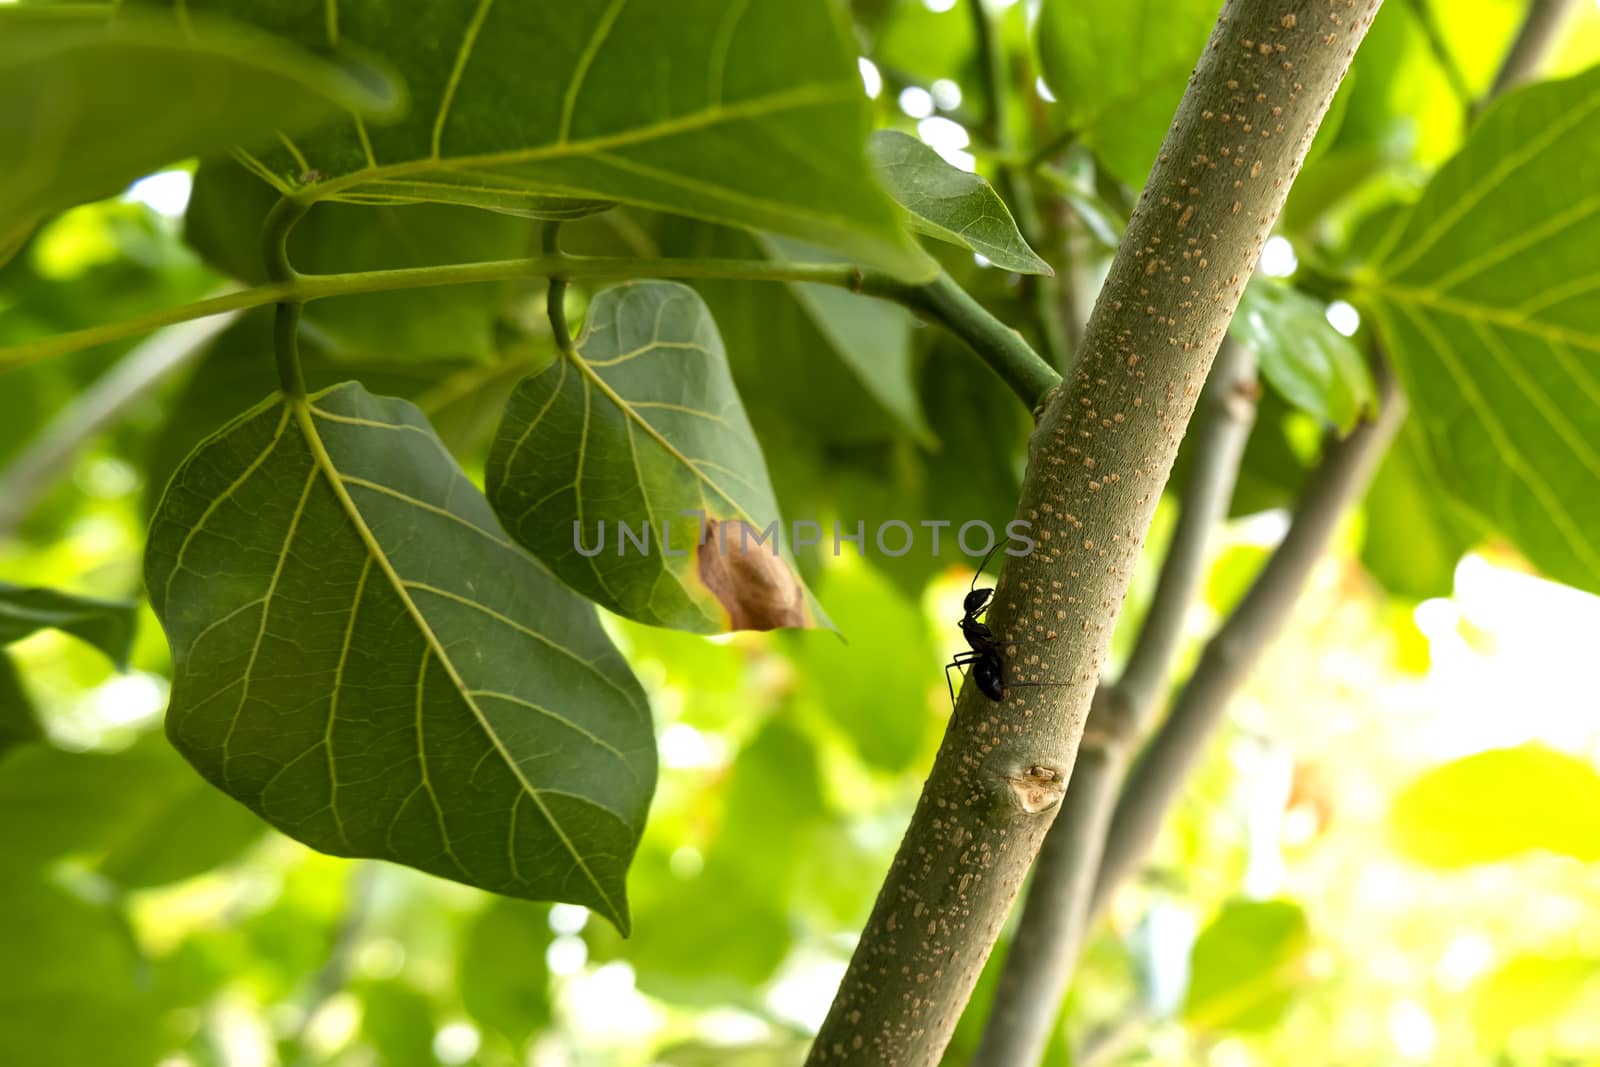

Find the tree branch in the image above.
[
  {"left": 1088, "top": 359, "right": 1404, "bottom": 915},
  {"left": 0, "top": 256, "right": 1060, "bottom": 410},
  {"left": 805, "top": 4, "right": 1380, "bottom": 1062},
  {"left": 1485, "top": 0, "right": 1580, "bottom": 105},
  {"left": 970, "top": 339, "right": 1259, "bottom": 1067}
]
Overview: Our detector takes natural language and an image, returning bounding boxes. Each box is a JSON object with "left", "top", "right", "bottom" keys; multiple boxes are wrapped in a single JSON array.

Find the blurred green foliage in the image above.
[{"left": 1, "top": 1, "right": 1599, "bottom": 1065}]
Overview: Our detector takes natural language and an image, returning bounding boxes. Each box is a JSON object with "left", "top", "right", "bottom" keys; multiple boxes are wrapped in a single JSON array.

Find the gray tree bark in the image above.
[{"left": 806, "top": 3, "right": 1383, "bottom": 1063}]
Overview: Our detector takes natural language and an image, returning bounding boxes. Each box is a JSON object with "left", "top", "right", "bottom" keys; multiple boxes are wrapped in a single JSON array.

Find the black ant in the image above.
[{"left": 944, "top": 543, "right": 1067, "bottom": 705}]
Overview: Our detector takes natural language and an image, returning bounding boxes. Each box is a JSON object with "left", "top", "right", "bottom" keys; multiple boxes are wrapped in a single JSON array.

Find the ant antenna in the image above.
[{"left": 968, "top": 540, "right": 1003, "bottom": 594}]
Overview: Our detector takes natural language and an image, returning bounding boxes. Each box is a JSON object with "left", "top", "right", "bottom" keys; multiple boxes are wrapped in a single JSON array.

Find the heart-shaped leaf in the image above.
[
  {"left": 0, "top": 5, "right": 399, "bottom": 237},
  {"left": 1361, "top": 64, "right": 1600, "bottom": 594},
  {"left": 161, "top": 0, "right": 930, "bottom": 278},
  {"left": 867, "top": 130, "right": 1052, "bottom": 275},
  {"left": 146, "top": 382, "right": 656, "bottom": 930},
  {"left": 488, "top": 282, "right": 822, "bottom": 634}
]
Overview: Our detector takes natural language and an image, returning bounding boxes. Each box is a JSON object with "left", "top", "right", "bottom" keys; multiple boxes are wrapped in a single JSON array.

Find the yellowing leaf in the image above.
[{"left": 1389, "top": 744, "right": 1600, "bottom": 867}]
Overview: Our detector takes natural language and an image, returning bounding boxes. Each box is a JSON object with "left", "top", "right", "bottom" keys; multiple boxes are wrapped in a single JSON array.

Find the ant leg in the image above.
[{"left": 944, "top": 651, "right": 983, "bottom": 707}]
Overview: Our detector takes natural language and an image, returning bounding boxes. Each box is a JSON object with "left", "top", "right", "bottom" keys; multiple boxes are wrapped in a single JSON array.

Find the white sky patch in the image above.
[
  {"left": 917, "top": 116, "right": 974, "bottom": 171},
  {"left": 1259, "top": 234, "right": 1298, "bottom": 277},
  {"left": 898, "top": 86, "right": 935, "bottom": 119},
  {"left": 124, "top": 170, "right": 193, "bottom": 217},
  {"left": 432, "top": 1022, "right": 481, "bottom": 1066},
  {"left": 1326, "top": 299, "right": 1361, "bottom": 337},
  {"left": 546, "top": 934, "right": 588, "bottom": 977},
  {"left": 922, "top": 0, "right": 957, "bottom": 11},
  {"left": 1435, "top": 932, "right": 1495, "bottom": 992},
  {"left": 1416, "top": 553, "right": 1600, "bottom": 760},
  {"left": 1035, "top": 76, "right": 1057, "bottom": 103},
  {"left": 659, "top": 722, "right": 725, "bottom": 769},
  {"left": 1389, "top": 1000, "right": 1438, "bottom": 1060},
  {"left": 548, "top": 903, "right": 590, "bottom": 935},
  {"left": 564, "top": 962, "right": 663, "bottom": 1042},
  {"left": 87, "top": 672, "right": 168, "bottom": 729},
  {"left": 857, "top": 57, "right": 883, "bottom": 99},
  {"left": 1235, "top": 508, "right": 1291, "bottom": 548},
  {"left": 765, "top": 950, "right": 849, "bottom": 1033},
  {"left": 930, "top": 77, "right": 963, "bottom": 111}
]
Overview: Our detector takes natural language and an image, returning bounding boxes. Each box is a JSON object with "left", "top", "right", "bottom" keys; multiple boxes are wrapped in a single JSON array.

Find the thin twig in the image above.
[
  {"left": 1088, "top": 360, "right": 1405, "bottom": 915},
  {"left": 1485, "top": 0, "right": 1580, "bottom": 107},
  {"left": 1403, "top": 0, "right": 1475, "bottom": 119},
  {"left": 0, "top": 308, "right": 239, "bottom": 538},
  {"left": 290, "top": 863, "right": 379, "bottom": 1066},
  {"left": 0, "top": 255, "right": 1061, "bottom": 411}
]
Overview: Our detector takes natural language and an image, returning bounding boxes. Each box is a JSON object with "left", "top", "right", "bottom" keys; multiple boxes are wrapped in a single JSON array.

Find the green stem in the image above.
[
  {"left": 542, "top": 224, "right": 576, "bottom": 353},
  {"left": 262, "top": 196, "right": 310, "bottom": 396},
  {"left": 897, "top": 272, "right": 1061, "bottom": 408},
  {"left": 968, "top": 0, "right": 1072, "bottom": 373},
  {"left": 0, "top": 255, "right": 1061, "bottom": 411}
]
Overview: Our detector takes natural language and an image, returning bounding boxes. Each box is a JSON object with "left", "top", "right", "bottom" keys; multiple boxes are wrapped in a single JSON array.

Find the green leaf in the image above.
[
  {"left": 0, "top": 5, "right": 399, "bottom": 236},
  {"left": 867, "top": 130, "right": 1052, "bottom": 275},
  {"left": 789, "top": 562, "right": 938, "bottom": 771},
  {"left": 460, "top": 899, "right": 553, "bottom": 1050},
  {"left": 1472, "top": 955, "right": 1600, "bottom": 1044},
  {"left": 186, "top": 159, "right": 533, "bottom": 362},
  {"left": 358, "top": 980, "right": 439, "bottom": 1067},
  {"left": 1361, "top": 420, "right": 1482, "bottom": 600},
  {"left": 1184, "top": 898, "right": 1313, "bottom": 1033},
  {"left": 1389, "top": 744, "right": 1600, "bottom": 867},
  {"left": 164, "top": 0, "right": 931, "bottom": 279},
  {"left": 94, "top": 773, "right": 268, "bottom": 889},
  {"left": 0, "top": 218, "right": 33, "bottom": 273},
  {"left": 145, "top": 382, "right": 656, "bottom": 930},
  {"left": 1035, "top": 0, "right": 1219, "bottom": 186},
  {"left": 0, "top": 581, "right": 138, "bottom": 669},
  {"left": 145, "top": 313, "right": 546, "bottom": 515},
  {"left": 0, "top": 653, "right": 43, "bottom": 759},
  {"left": 625, "top": 720, "right": 825, "bottom": 994},
  {"left": 761, "top": 233, "right": 930, "bottom": 443},
  {"left": 488, "top": 282, "right": 823, "bottom": 634},
  {"left": 1230, "top": 279, "right": 1375, "bottom": 431},
  {"left": 1362, "top": 65, "right": 1600, "bottom": 595},
  {"left": 0, "top": 875, "right": 163, "bottom": 1067},
  {"left": 652, "top": 219, "right": 927, "bottom": 445},
  {"left": 0, "top": 732, "right": 262, "bottom": 885}
]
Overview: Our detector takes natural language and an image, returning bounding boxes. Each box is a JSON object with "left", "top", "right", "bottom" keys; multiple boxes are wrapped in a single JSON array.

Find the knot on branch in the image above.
[{"left": 1002, "top": 765, "right": 1066, "bottom": 814}]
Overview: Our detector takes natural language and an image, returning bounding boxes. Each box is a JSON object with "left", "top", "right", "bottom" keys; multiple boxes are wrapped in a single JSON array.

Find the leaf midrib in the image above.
[
  {"left": 287, "top": 81, "right": 856, "bottom": 205},
  {"left": 567, "top": 349, "right": 755, "bottom": 532},
  {"left": 291, "top": 396, "right": 625, "bottom": 925}
]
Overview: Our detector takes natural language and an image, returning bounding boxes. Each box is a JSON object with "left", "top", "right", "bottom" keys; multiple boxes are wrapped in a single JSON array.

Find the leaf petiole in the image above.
[{"left": 0, "top": 252, "right": 1062, "bottom": 410}]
